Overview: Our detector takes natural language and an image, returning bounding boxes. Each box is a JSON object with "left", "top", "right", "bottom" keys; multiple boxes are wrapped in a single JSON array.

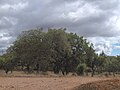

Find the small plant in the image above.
[{"left": 76, "top": 63, "right": 87, "bottom": 76}]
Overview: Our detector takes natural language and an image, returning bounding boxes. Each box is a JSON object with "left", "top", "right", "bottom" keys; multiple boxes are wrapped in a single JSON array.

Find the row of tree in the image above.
[{"left": 0, "top": 28, "right": 120, "bottom": 76}]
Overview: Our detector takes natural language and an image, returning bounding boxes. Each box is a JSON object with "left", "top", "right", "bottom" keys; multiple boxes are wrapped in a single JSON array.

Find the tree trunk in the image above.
[
  {"left": 113, "top": 71, "right": 115, "bottom": 77},
  {"left": 91, "top": 70, "right": 95, "bottom": 77},
  {"left": 26, "top": 64, "right": 30, "bottom": 73},
  {"left": 36, "top": 63, "right": 39, "bottom": 73},
  {"left": 91, "top": 67, "right": 95, "bottom": 77}
]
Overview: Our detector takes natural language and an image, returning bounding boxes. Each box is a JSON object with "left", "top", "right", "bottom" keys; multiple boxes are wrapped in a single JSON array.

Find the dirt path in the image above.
[{"left": 0, "top": 76, "right": 109, "bottom": 90}]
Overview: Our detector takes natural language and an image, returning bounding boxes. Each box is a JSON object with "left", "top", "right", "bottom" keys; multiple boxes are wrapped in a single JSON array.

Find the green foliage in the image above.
[
  {"left": 105, "top": 57, "right": 119, "bottom": 72},
  {"left": 0, "top": 56, "right": 5, "bottom": 69},
  {"left": 67, "top": 33, "right": 92, "bottom": 72},
  {"left": 76, "top": 63, "right": 87, "bottom": 75},
  {"left": 1, "top": 28, "right": 119, "bottom": 76},
  {"left": 46, "top": 29, "right": 71, "bottom": 74}
]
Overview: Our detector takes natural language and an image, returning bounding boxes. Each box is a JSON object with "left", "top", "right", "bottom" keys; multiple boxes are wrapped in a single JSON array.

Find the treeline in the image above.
[{"left": 0, "top": 28, "right": 120, "bottom": 76}]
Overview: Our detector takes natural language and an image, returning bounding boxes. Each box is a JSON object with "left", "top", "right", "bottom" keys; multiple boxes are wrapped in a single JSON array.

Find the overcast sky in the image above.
[{"left": 0, "top": 0, "right": 120, "bottom": 55}]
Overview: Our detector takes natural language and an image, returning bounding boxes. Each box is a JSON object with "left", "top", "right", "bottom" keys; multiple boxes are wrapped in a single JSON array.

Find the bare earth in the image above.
[
  {"left": 73, "top": 78, "right": 120, "bottom": 90},
  {"left": 0, "top": 76, "right": 110, "bottom": 90}
]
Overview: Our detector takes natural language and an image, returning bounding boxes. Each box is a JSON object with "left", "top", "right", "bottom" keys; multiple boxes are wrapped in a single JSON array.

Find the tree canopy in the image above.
[{"left": 0, "top": 28, "right": 120, "bottom": 76}]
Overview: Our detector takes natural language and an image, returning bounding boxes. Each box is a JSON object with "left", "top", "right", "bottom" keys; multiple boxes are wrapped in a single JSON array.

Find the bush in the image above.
[{"left": 76, "top": 63, "right": 87, "bottom": 75}]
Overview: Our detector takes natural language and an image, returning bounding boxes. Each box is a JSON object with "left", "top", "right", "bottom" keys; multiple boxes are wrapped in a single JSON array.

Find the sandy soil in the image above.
[{"left": 0, "top": 76, "right": 109, "bottom": 90}]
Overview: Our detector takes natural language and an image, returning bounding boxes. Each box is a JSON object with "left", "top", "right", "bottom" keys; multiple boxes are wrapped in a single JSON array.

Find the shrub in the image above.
[{"left": 76, "top": 63, "right": 87, "bottom": 75}]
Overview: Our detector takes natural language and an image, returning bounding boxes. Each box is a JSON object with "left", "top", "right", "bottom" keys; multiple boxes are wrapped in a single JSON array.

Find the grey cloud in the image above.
[
  {"left": 0, "top": 0, "right": 117, "bottom": 36},
  {"left": 84, "top": 0, "right": 119, "bottom": 10},
  {"left": 0, "top": 0, "right": 26, "bottom": 5},
  {"left": 0, "top": 0, "right": 120, "bottom": 55}
]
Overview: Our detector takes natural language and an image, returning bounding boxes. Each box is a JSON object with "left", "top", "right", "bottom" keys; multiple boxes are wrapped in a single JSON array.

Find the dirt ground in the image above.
[
  {"left": 73, "top": 78, "right": 120, "bottom": 90},
  {"left": 0, "top": 76, "right": 110, "bottom": 90}
]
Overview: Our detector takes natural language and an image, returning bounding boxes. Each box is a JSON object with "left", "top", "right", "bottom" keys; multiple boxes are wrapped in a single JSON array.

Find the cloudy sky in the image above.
[{"left": 0, "top": 0, "right": 120, "bottom": 56}]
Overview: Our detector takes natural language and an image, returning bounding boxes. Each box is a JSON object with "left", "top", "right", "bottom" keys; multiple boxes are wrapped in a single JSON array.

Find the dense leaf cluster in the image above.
[{"left": 0, "top": 28, "right": 120, "bottom": 76}]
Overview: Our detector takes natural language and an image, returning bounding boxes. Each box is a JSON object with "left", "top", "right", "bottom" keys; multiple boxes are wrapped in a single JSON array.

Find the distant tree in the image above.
[
  {"left": 85, "top": 44, "right": 96, "bottom": 77},
  {"left": 4, "top": 28, "right": 99, "bottom": 76},
  {"left": 105, "top": 56, "right": 119, "bottom": 77},
  {"left": 67, "top": 33, "right": 90, "bottom": 73},
  {"left": 46, "top": 28, "right": 71, "bottom": 75},
  {"left": 7, "top": 29, "right": 50, "bottom": 73},
  {"left": 0, "top": 56, "right": 5, "bottom": 69},
  {"left": 0, "top": 52, "right": 17, "bottom": 74}
]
